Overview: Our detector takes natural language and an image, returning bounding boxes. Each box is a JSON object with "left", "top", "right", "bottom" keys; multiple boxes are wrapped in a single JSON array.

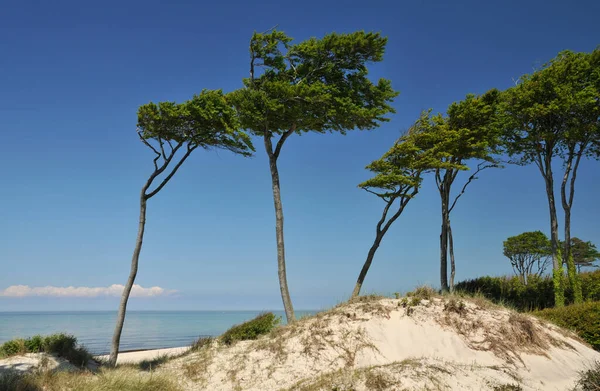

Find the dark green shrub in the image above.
[
  {"left": 0, "top": 339, "right": 27, "bottom": 357},
  {"left": 573, "top": 361, "right": 600, "bottom": 391},
  {"left": 581, "top": 272, "right": 600, "bottom": 302},
  {"left": 533, "top": 302, "right": 600, "bottom": 351},
  {"left": 0, "top": 333, "right": 90, "bottom": 366},
  {"left": 24, "top": 335, "right": 43, "bottom": 353},
  {"left": 455, "top": 270, "right": 600, "bottom": 311},
  {"left": 41, "top": 333, "right": 76, "bottom": 356},
  {"left": 220, "top": 312, "right": 280, "bottom": 345}
]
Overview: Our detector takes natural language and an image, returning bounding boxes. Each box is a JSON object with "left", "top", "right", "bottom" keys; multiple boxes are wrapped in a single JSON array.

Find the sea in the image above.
[{"left": 0, "top": 310, "right": 314, "bottom": 355}]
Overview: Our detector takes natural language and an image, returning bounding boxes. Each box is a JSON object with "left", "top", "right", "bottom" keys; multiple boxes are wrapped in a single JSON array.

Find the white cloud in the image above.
[{"left": 0, "top": 284, "right": 176, "bottom": 298}]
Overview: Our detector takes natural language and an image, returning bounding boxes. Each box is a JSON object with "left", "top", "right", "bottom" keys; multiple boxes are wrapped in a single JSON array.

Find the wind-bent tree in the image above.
[
  {"left": 560, "top": 238, "right": 600, "bottom": 273},
  {"left": 108, "top": 90, "right": 253, "bottom": 366},
  {"left": 501, "top": 48, "right": 600, "bottom": 306},
  {"left": 557, "top": 50, "right": 600, "bottom": 303},
  {"left": 230, "top": 29, "right": 398, "bottom": 322},
  {"left": 351, "top": 115, "right": 441, "bottom": 298},
  {"left": 503, "top": 231, "right": 551, "bottom": 285},
  {"left": 409, "top": 90, "right": 501, "bottom": 292}
]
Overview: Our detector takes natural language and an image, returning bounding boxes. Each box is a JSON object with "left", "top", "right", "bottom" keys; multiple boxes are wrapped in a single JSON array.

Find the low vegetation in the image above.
[
  {"left": 572, "top": 361, "right": 600, "bottom": 391},
  {"left": 220, "top": 312, "right": 281, "bottom": 345},
  {"left": 0, "top": 368, "right": 181, "bottom": 391},
  {"left": 0, "top": 333, "right": 91, "bottom": 367},
  {"left": 533, "top": 301, "right": 600, "bottom": 351},
  {"left": 455, "top": 270, "right": 600, "bottom": 311}
]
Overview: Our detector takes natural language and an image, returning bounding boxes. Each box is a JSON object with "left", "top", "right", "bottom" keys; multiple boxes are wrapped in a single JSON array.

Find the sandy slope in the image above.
[
  {"left": 0, "top": 353, "right": 77, "bottom": 374},
  {"left": 95, "top": 346, "right": 190, "bottom": 364},
  {"left": 159, "top": 296, "right": 600, "bottom": 391}
]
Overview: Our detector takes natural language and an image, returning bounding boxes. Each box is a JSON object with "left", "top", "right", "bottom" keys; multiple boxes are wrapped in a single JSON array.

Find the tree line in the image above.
[
  {"left": 106, "top": 29, "right": 600, "bottom": 366},
  {"left": 503, "top": 231, "right": 599, "bottom": 285}
]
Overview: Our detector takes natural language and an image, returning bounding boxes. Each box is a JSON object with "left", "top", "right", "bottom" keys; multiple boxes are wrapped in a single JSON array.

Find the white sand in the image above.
[
  {"left": 0, "top": 353, "right": 77, "bottom": 374},
  {"left": 95, "top": 346, "right": 190, "bottom": 364},
  {"left": 157, "top": 297, "right": 600, "bottom": 391}
]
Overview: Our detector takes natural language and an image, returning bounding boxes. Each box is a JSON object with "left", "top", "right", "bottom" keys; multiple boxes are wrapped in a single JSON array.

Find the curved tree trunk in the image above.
[
  {"left": 108, "top": 192, "right": 147, "bottom": 366},
  {"left": 351, "top": 236, "right": 382, "bottom": 298},
  {"left": 265, "top": 138, "right": 295, "bottom": 323},
  {"left": 448, "top": 223, "right": 455, "bottom": 292},
  {"left": 351, "top": 192, "right": 414, "bottom": 299}
]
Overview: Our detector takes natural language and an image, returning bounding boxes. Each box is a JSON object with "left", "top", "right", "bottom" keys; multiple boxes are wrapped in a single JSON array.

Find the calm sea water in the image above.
[{"left": 0, "top": 311, "right": 314, "bottom": 355}]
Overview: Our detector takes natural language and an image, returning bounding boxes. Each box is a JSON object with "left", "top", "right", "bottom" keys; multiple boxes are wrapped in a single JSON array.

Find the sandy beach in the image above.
[{"left": 95, "top": 346, "right": 190, "bottom": 364}]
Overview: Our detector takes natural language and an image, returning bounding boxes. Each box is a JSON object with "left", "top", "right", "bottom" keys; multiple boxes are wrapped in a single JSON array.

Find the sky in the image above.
[{"left": 0, "top": 0, "right": 599, "bottom": 311}]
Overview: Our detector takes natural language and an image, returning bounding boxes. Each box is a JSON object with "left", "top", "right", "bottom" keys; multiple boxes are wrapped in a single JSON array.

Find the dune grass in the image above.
[
  {"left": 220, "top": 312, "right": 281, "bottom": 345},
  {"left": 0, "top": 333, "right": 91, "bottom": 367},
  {"left": 0, "top": 368, "right": 181, "bottom": 391},
  {"left": 572, "top": 361, "right": 600, "bottom": 391}
]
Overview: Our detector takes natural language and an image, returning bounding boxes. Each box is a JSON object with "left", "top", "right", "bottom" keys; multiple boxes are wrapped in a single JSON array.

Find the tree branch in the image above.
[
  {"left": 273, "top": 124, "right": 297, "bottom": 160},
  {"left": 561, "top": 145, "right": 574, "bottom": 213},
  {"left": 568, "top": 142, "right": 586, "bottom": 209},
  {"left": 448, "top": 162, "right": 497, "bottom": 214},
  {"left": 380, "top": 186, "right": 419, "bottom": 236},
  {"left": 363, "top": 188, "right": 390, "bottom": 203},
  {"left": 158, "top": 136, "right": 167, "bottom": 159},
  {"left": 145, "top": 143, "right": 196, "bottom": 199},
  {"left": 375, "top": 198, "right": 394, "bottom": 235},
  {"left": 138, "top": 131, "right": 162, "bottom": 171}
]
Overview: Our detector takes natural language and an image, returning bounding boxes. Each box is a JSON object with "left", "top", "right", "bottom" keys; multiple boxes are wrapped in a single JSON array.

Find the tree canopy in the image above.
[
  {"left": 500, "top": 47, "right": 600, "bottom": 306},
  {"left": 503, "top": 231, "right": 552, "bottom": 284},
  {"left": 229, "top": 29, "right": 399, "bottom": 138},
  {"left": 138, "top": 89, "right": 253, "bottom": 160},
  {"left": 561, "top": 238, "right": 600, "bottom": 272}
]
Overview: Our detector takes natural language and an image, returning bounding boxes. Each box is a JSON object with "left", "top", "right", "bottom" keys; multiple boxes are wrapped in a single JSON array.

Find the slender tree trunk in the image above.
[
  {"left": 541, "top": 161, "right": 564, "bottom": 307},
  {"left": 352, "top": 236, "right": 383, "bottom": 298},
  {"left": 439, "top": 185, "right": 451, "bottom": 292},
  {"left": 448, "top": 223, "right": 455, "bottom": 292},
  {"left": 108, "top": 192, "right": 147, "bottom": 366},
  {"left": 265, "top": 137, "right": 295, "bottom": 323},
  {"left": 561, "top": 148, "right": 583, "bottom": 304}
]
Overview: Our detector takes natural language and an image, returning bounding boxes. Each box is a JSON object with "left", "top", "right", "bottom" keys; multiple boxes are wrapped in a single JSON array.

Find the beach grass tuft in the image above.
[{"left": 0, "top": 333, "right": 92, "bottom": 367}]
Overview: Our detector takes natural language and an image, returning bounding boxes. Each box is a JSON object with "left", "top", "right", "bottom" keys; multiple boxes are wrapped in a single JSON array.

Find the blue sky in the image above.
[{"left": 0, "top": 0, "right": 598, "bottom": 311}]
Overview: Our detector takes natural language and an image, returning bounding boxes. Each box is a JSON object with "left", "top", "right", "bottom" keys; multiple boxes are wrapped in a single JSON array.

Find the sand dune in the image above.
[{"left": 157, "top": 295, "right": 600, "bottom": 390}]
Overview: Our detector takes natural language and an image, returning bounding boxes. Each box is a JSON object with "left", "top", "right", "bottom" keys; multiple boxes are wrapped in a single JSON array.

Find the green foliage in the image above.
[
  {"left": 220, "top": 312, "right": 281, "bottom": 345},
  {"left": 400, "top": 88, "right": 503, "bottom": 176},
  {"left": 229, "top": 29, "right": 399, "bottom": 138},
  {"left": 137, "top": 89, "right": 254, "bottom": 156},
  {"left": 572, "top": 361, "right": 600, "bottom": 391},
  {"left": 563, "top": 238, "right": 600, "bottom": 271},
  {"left": 533, "top": 302, "right": 600, "bottom": 351},
  {"left": 454, "top": 270, "right": 600, "bottom": 311},
  {"left": 503, "top": 231, "right": 551, "bottom": 283},
  {"left": 501, "top": 48, "right": 600, "bottom": 165},
  {"left": 0, "top": 333, "right": 91, "bottom": 366},
  {"left": 41, "top": 333, "right": 91, "bottom": 367},
  {"left": 581, "top": 271, "right": 600, "bottom": 302},
  {"left": 24, "top": 335, "right": 43, "bottom": 353},
  {"left": 553, "top": 259, "right": 566, "bottom": 308},
  {"left": 0, "top": 338, "right": 27, "bottom": 357}
]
